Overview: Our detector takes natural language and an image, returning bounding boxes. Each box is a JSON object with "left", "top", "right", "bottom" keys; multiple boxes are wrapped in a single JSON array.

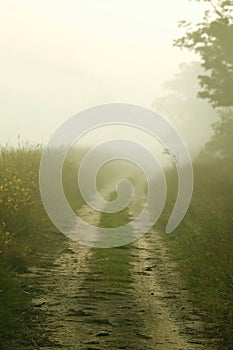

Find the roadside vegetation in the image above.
[
  {"left": 158, "top": 155, "right": 233, "bottom": 348},
  {"left": 0, "top": 146, "right": 67, "bottom": 348},
  {"left": 157, "top": 1, "right": 233, "bottom": 348},
  {"left": 0, "top": 146, "right": 135, "bottom": 347},
  {"left": 0, "top": 1, "right": 232, "bottom": 348}
]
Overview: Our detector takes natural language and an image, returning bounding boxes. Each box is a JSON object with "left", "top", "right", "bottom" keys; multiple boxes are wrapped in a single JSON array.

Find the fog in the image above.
[{"left": 0, "top": 0, "right": 214, "bottom": 156}]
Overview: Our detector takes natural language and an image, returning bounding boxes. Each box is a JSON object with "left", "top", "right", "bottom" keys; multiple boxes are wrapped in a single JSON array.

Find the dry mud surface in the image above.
[{"left": 24, "top": 227, "right": 217, "bottom": 350}]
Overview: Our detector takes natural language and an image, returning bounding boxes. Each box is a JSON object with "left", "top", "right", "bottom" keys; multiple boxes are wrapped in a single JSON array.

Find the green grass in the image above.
[
  {"left": 91, "top": 192, "right": 133, "bottom": 290},
  {"left": 1, "top": 144, "right": 232, "bottom": 349},
  {"left": 157, "top": 158, "right": 233, "bottom": 349},
  {"left": 0, "top": 146, "right": 63, "bottom": 348},
  {"left": 0, "top": 145, "right": 133, "bottom": 347},
  {"left": 0, "top": 266, "right": 30, "bottom": 348}
]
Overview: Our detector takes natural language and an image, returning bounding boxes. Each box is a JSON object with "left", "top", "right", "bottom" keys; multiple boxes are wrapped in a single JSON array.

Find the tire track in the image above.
[{"left": 24, "top": 206, "right": 217, "bottom": 349}]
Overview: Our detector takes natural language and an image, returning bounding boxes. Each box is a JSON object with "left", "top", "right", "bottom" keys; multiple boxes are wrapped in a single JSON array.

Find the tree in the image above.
[
  {"left": 201, "top": 108, "right": 233, "bottom": 159},
  {"left": 175, "top": 0, "right": 233, "bottom": 108},
  {"left": 174, "top": 0, "right": 233, "bottom": 160},
  {"left": 153, "top": 62, "right": 218, "bottom": 155}
]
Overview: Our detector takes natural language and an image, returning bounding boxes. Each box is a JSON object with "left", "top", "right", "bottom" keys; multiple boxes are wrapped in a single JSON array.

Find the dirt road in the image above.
[{"left": 24, "top": 208, "right": 216, "bottom": 350}]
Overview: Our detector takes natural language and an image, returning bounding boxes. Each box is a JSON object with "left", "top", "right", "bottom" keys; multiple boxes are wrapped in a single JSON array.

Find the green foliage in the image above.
[
  {"left": 1, "top": 147, "right": 39, "bottom": 267},
  {"left": 175, "top": 0, "right": 233, "bottom": 108},
  {"left": 0, "top": 266, "right": 30, "bottom": 348},
  {"left": 0, "top": 146, "right": 61, "bottom": 348},
  {"left": 202, "top": 108, "right": 233, "bottom": 159},
  {"left": 62, "top": 146, "right": 89, "bottom": 211}
]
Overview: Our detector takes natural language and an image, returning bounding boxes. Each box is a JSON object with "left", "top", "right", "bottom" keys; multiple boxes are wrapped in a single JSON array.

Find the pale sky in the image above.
[{"left": 0, "top": 0, "right": 208, "bottom": 146}]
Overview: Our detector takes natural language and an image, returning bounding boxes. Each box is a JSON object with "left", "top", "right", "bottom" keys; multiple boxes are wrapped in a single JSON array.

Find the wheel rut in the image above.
[{"left": 24, "top": 207, "right": 216, "bottom": 349}]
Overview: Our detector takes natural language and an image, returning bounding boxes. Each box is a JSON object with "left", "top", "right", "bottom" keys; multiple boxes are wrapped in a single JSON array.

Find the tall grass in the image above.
[
  {"left": 0, "top": 144, "right": 137, "bottom": 346},
  {"left": 1, "top": 143, "right": 232, "bottom": 348},
  {"left": 158, "top": 158, "right": 233, "bottom": 348},
  {"left": 0, "top": 145, "right": 59, "bottom": 348}
]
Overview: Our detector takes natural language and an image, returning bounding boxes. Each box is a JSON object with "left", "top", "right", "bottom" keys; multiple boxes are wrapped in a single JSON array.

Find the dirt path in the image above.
[
  {"left": 131, "top": 233, "right": 212, "bottom": 350},
  {"left": 24, "top": 206, "right": 217, "bottom": 350}
]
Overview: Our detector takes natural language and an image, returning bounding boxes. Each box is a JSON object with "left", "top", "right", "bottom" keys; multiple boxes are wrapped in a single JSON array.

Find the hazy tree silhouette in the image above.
[
  {"left": 175, "top": 0, "right": 233, "bottom": 108},
  {"left": 175, "top": 0, "right": 233, "bottom": 159}
]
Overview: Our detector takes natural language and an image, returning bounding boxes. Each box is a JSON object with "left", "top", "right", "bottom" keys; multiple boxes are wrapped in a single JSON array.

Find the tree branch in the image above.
[{"left": 209, "top": 0, "right": 224, "bottom": 18}]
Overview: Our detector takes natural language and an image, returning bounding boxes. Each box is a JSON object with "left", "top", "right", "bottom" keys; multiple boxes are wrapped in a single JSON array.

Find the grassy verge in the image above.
[
  {"left": 0, "top": 145, "right": 136, "bottom": 347},
  {"left": 157, "top": 158, "right": 233, "bottom": 349},
  {"left": 0, "top": 146, "right": 65, "bottom": 348}
]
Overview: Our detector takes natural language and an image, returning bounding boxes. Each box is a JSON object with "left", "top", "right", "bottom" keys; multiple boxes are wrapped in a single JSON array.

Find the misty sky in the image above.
[{"left": 0, "top": 0, "right": 208, "bottom": 147}]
